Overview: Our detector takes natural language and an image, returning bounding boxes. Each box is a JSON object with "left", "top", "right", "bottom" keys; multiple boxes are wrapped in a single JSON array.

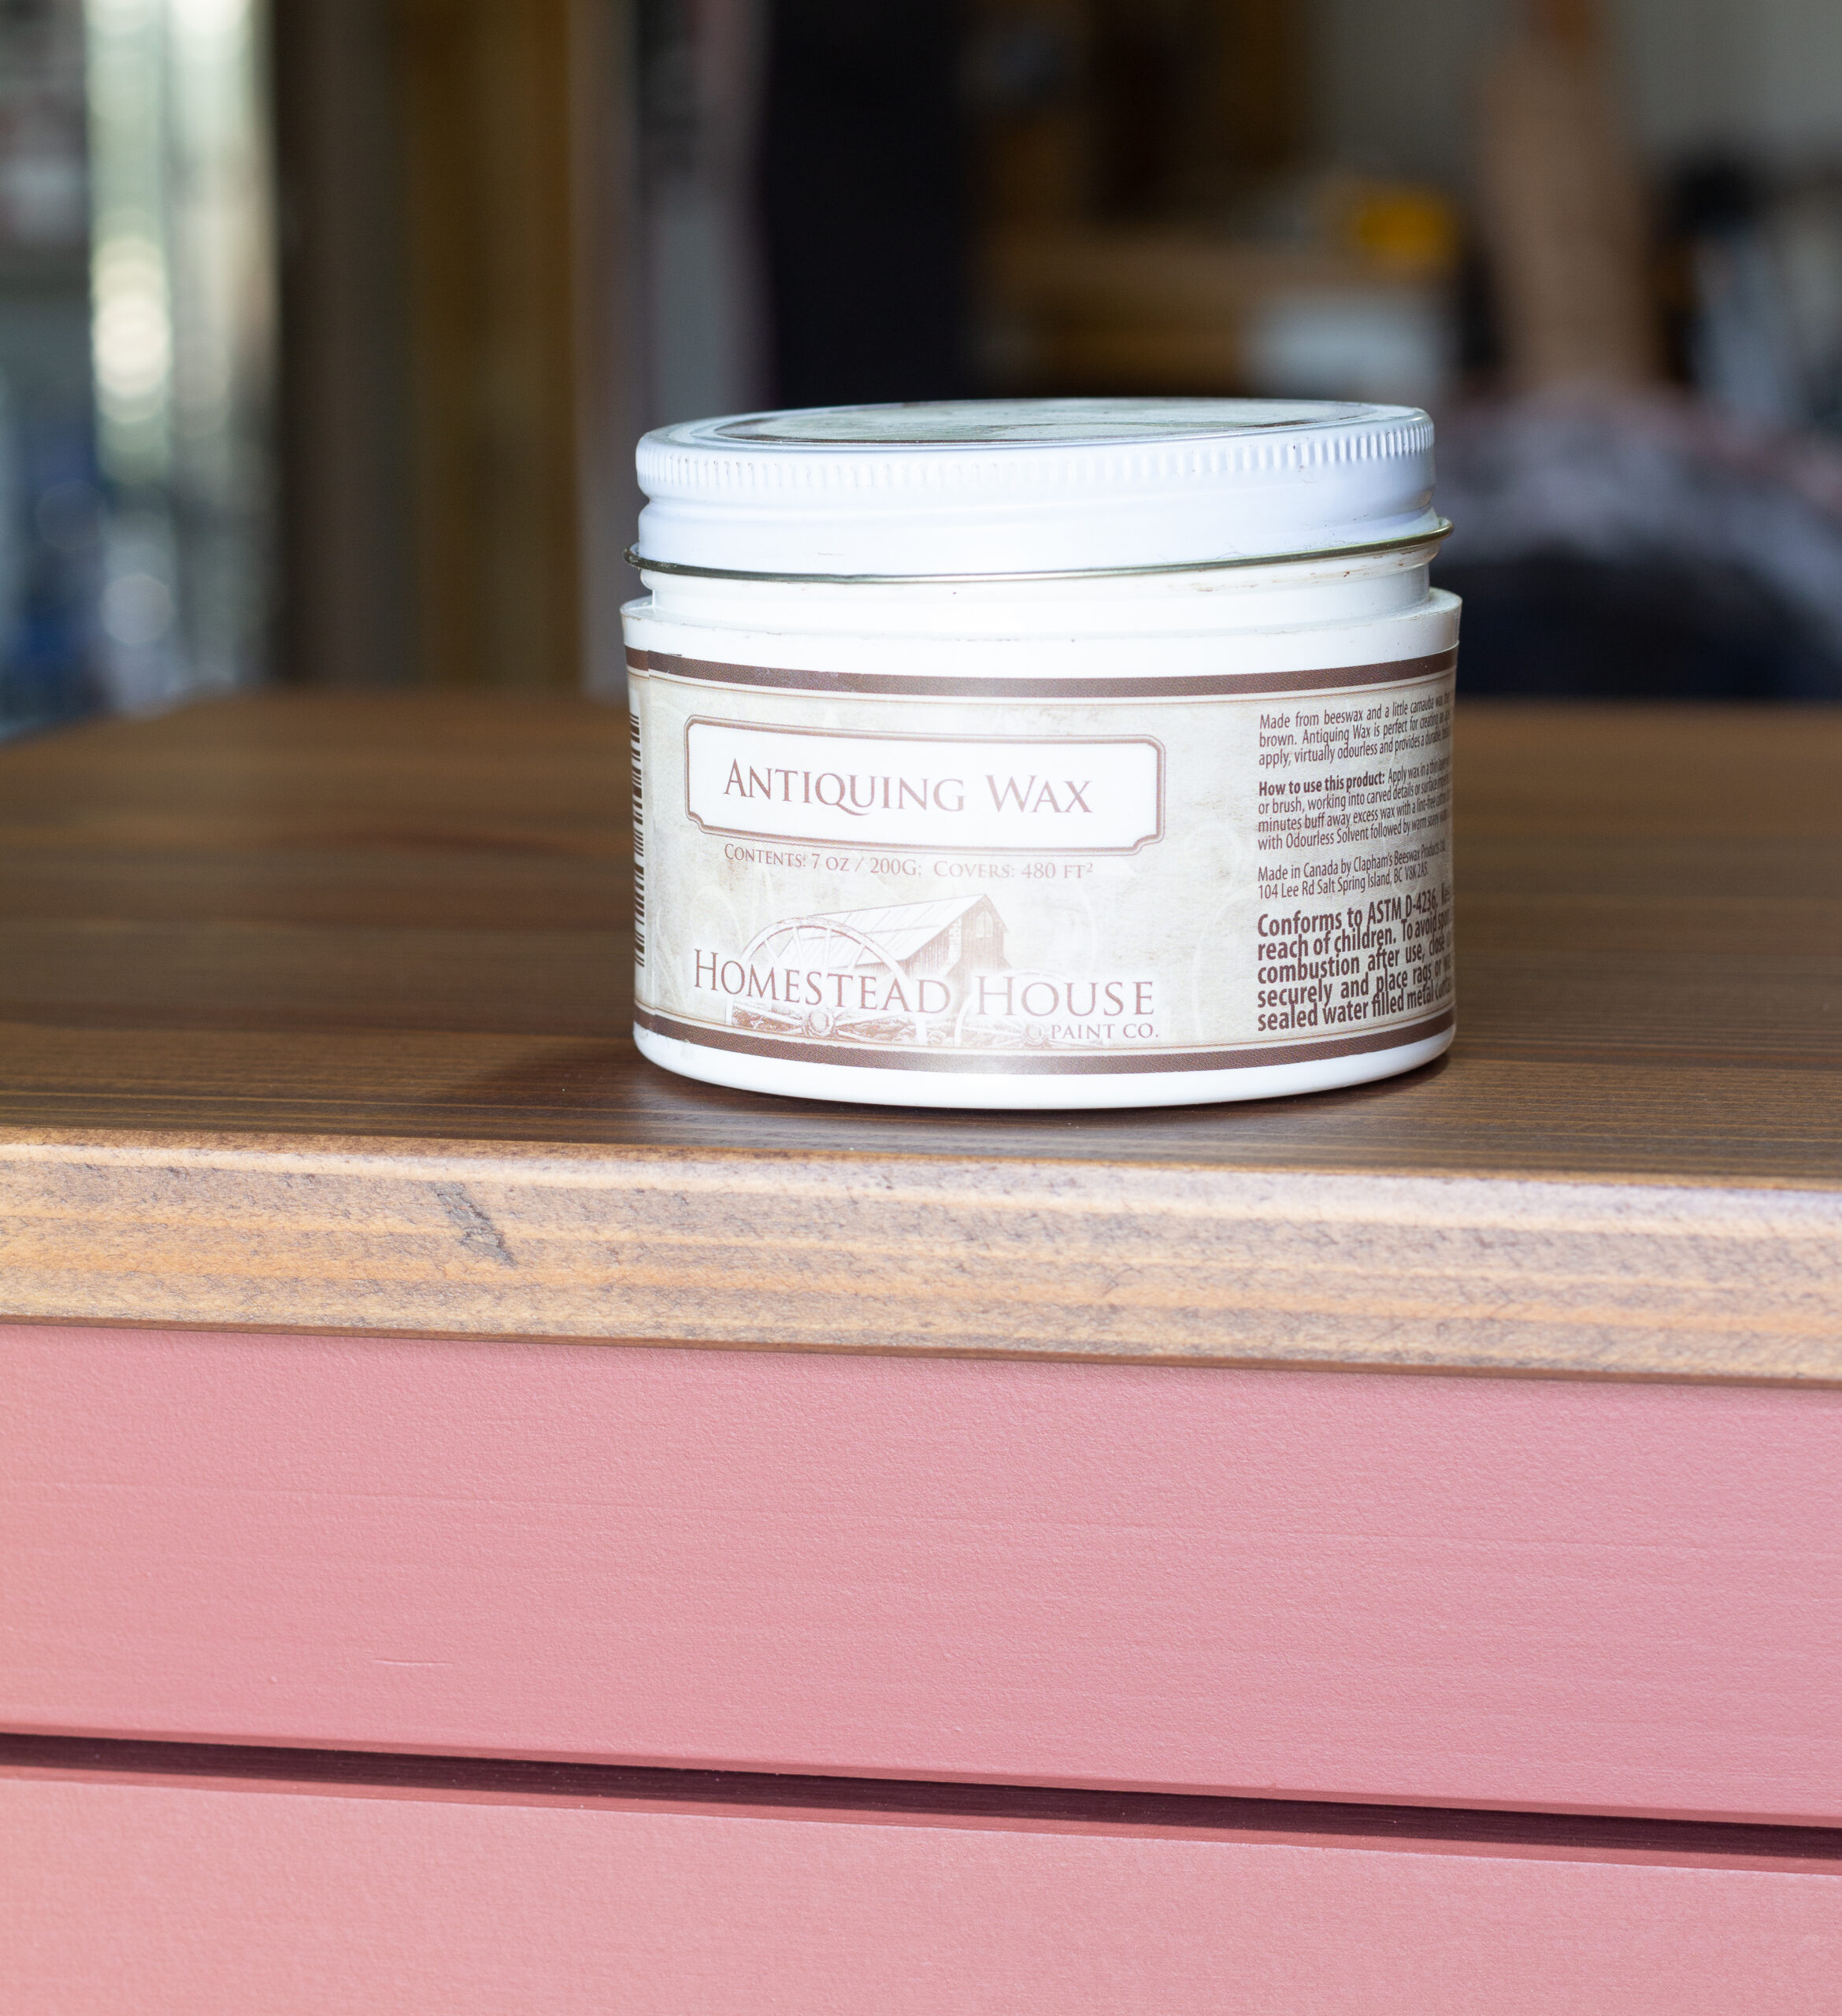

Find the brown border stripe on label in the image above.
[
  {"left": 633, "top": 1006, "right": 1454, "bottom": 1076},
  {"left": 626, "top": 647, "right": 1457, "bottom": 701}
]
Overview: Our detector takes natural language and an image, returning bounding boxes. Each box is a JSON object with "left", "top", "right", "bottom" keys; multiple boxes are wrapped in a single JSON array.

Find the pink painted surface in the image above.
[
  {"left": 2, "top": 1771, "right": 1839, "bottom": 2015},
  {"left": 3, "top": 1325, "right": 1842, "bottom": 1822}
]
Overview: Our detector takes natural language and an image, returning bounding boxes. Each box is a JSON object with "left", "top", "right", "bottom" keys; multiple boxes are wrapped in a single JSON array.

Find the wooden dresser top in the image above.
[{"left": 2, "top": 692, "right": 1837, "bottom": 1380}]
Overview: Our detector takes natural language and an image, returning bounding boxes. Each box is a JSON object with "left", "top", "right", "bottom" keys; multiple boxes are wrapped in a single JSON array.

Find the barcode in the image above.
[{"left": 628, "top": 709, "right": 646, "bottom": 967}]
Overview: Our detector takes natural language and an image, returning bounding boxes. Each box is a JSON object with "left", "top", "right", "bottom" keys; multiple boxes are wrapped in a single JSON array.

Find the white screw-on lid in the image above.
[{"left": 634, "top": 397, "right": 1440, "bottom": 579}]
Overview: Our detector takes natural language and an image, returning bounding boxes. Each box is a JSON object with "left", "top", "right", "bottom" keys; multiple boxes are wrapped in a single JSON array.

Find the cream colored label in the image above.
[{"left": 630, "top": 653, "right": 1455, "bottom": 1077}]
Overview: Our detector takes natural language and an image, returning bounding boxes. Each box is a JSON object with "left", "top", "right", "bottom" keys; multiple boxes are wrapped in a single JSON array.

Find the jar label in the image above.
[{"left": 627, "top": 648, "right": 1455, "bottom": 1077}]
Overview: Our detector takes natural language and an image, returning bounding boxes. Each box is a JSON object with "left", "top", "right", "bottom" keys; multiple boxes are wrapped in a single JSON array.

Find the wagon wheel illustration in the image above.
[{"left": 738, "top": 916, "right": 934, "bottom": 1045}]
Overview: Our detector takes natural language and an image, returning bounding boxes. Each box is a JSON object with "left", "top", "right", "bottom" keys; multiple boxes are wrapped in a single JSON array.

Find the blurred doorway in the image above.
[{"left": 278, "top": 0, "right": 625, "bottom": 695}]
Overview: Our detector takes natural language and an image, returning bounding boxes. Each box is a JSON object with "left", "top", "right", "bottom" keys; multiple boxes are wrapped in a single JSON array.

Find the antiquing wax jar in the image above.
[{"left": 622, "top": 398, "right": 1458, "bottom": 1110}]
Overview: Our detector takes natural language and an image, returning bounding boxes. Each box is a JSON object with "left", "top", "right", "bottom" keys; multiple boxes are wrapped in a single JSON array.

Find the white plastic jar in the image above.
[{"left": 623, "top": 398, "right": 1458, "bottom": 1110}]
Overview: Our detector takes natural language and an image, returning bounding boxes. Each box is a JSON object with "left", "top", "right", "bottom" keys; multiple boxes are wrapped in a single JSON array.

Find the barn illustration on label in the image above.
[
  {"left": 715, "top": 894, "right": 1159, "bottom": 1051},
  {"left": 730, "top": 896, "right": 1010, "bottom": 1047}
]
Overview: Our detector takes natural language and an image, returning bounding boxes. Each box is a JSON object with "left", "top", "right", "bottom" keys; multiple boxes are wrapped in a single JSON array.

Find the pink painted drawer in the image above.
[
  {"left": 2, "top": 1746, "right": 1838, "bottom": 2015},
  {"left": 5, "top": 1323, "right": 1842, "bottom": 1823}
]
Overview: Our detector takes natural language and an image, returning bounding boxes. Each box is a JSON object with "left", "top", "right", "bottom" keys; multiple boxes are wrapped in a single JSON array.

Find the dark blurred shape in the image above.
[
  {"left": 0, "top": 464, "right": 102, "bottom": 731},
  {"left": 1670, "top": 154, "right": 1768, "bottom": 243},
  {"left": 0, "top": 0, "right": 99, "bottom": 737},
  {"left": 760, "top": 0, "right": 969, "bottom": 406},
  {"left": 1453, "top": 235, "right": 1503, "bottom": 384},
  {"left": 273, "top": 0, "right": 416, "bottom": 689},
  {"left": 1090, "top": 0, "right": 1193, "bottom": 218},
  {"left": 1440, "top": 557, "right": 1835, "bottom": 699},
  {"left": 1665, "top": 154, "right": 1842, "bottom": 438},
  {"left": 635, "top": 0, "right": 769, "bottom": 429},
  {"left": 1087, "top": 0, "right": 1301, "bottom": 220},
  {"left": 1436, "top": 391, "right": 1842, "bottom": 699}
]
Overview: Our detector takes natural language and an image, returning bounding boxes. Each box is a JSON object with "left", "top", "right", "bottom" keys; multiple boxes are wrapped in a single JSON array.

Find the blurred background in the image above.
[{"left": 5, "top": 0, "right": 1842, "bottom": 736}]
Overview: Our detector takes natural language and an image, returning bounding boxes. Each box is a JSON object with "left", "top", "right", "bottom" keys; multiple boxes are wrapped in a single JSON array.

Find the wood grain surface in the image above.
[{"left": 1, "top": 691, "right": 1837, "bottom": 1377}]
